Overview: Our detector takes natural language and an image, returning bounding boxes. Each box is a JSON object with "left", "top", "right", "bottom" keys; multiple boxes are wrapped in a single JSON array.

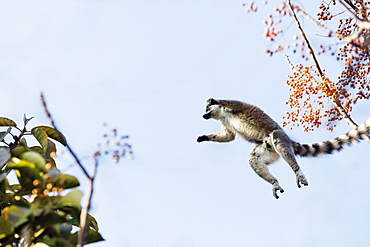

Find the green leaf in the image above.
[
  {"left": 43, "top": 237, "right": 75, "bottom": 247},
  {"left": 30, "top": 146, "right": 44, "bottom": 156},
  {"left": 34, "top": 212, "right": 65, "bottom": 228},
  {"left": 45, "top": 139, "right": 57, "bottom": 159},
  {"left": 31, "top": 197, "right": 53, "bottom": 216},
  {"left": 34, "top": 126, "right": 67, "bottom": 146},
  {"left": 2, "top": 205, "right": 29, "bottom": 227},
  {"left": 23, "top": 114, "right": 34, "bottom": 126},
  {"left": 0, "top": 117, "right": 16, "bottom": 127},
  {"left": 0, "top": 217, "right": 14, "bottom": 237},
  {"left": 7, "top": 158, "right": 43, "bottom": 192},
  {"left": 69, "top": 228, "right": 104, "bottom": 245},
  {"left": 53, "top": 174, "right": 80, "bottom": 189},
  {"left": 57, "top": 206, "right": 80, "bottom": 225},
  {"left": 0, "top": 127, "right": 11, "bottom": 142},
  {"left": 20, "top": 151, "right": 47, "bottom": 173},
  {"left": 19, "top": 137, "right": 27, "bottom": 148},
  {"left": 58, "top": 190, "right": 83, "bottom": 208},
  {"left": 7, "top": 158, "right": 36, "bottom": 169},
  {"left": 31, "top": 127, "right": 48, "bottom": 153},
  {"left": 57, "top": 223, "right": 73, "bottom": 239},
  {"left": 10, "top": 146, "right": 28, "bottom": 158},
  {"left": 85, "top": 228, "right": 104, "bottom": 244},
  {"left": 0, "top": 148, "right": 10, "bottom": 169},
  {"left": 88, "top": 214, "right": 99, "bottom": 231}
]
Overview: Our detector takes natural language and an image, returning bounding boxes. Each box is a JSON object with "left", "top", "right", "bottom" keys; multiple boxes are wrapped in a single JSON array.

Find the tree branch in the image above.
[
  {"left": 40, "top": 92, "right": 99, "bottom": 246},
  {"left": 40, "top": 92, "right": 91, "bottom": 179},
  {"left": 77, "top": 157, "right": 99, "bottom": 247},
  {"left": 343, "top": 0, "right": 359, "bottom": 11},
  {"left": 297, "top": 8, "right": 342, "bottom": 38},
  {"left": 77, "top": 180, "right": 94, "bottom": 246},
  {"left": 297, "top": 0, "right": 370, "bottom": 44},
  {"left": 287, "top": 0, "right": 370, "bottom": 143}
]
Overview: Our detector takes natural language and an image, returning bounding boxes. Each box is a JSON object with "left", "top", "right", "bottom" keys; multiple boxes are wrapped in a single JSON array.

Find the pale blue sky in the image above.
[{"left": 2, "top": 1, "right": 370, "bottom": 247}]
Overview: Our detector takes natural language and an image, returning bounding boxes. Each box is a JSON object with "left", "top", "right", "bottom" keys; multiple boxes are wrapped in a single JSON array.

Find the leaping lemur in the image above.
[{"left": 197, "top": 98, "right": 370, "bottom": 199}]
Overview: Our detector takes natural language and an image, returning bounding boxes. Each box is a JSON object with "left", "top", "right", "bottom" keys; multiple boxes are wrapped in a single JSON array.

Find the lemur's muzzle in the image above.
[{"left": 203, "top": 112, "right": 212, "bottom": 119}]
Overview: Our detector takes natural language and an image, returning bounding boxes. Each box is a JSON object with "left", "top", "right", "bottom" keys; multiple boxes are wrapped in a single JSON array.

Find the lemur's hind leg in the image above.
[
  {"left": 248, "top": 143, "right": 284, "bottom": 199},
  {"left": 270, "top": 129, "right": 309, "bottom": 188}
]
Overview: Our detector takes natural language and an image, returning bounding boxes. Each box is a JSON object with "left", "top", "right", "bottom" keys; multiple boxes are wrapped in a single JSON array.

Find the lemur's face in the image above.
[{"left": 203, "top": 105, "right": 223, "bottom": 120}]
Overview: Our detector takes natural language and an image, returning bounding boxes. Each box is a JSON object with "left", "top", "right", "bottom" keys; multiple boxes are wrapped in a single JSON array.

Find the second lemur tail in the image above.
[{"left": 293, "top": 119, "right": 370, "bottom": 157}]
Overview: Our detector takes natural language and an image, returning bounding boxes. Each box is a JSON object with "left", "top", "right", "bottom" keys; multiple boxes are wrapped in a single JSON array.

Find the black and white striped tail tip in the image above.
[{"left": 294, "top": 118, "right": 370, "bottom": 157}]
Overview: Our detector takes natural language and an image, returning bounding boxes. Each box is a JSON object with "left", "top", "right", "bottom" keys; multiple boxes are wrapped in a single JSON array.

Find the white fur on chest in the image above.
[
  {"left": 220, "top": 114, "right": 267, "bottom": 142},
  {"left": 221, "top": 116, "right": 252, "bottom": 136}
]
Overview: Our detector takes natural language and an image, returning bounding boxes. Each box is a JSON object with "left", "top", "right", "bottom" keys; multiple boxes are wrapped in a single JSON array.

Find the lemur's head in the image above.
[{"left": 203, "top": 105, "right": 224, "bottom": 120}]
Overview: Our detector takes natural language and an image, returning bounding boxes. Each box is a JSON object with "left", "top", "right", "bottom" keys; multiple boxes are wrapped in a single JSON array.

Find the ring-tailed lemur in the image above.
[{"left": 197, "top": 98, "right": 370, "bottom": 199}]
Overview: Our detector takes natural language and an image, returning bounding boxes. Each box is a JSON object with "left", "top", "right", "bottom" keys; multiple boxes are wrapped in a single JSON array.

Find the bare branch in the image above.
[
  {"left": 337, "top": 0, "right": 367, "bottom": 43},
  {"left": 297, "top": 8, "right": 343, "bottom": 38},
  {"left": 40, "top": 92, "right": 91, "bottom": 179},
  {"left": 294, "top": 0, "right": 370, "bottom": 44},
  {"left": 40, "top": 92, "right": 99, "bottom": 246},
  {"left": 339, "top": 0, "right": 361, "bottom": 19},
  {"left": 343, "top": 0, "right": 359, "bottom": 11}
]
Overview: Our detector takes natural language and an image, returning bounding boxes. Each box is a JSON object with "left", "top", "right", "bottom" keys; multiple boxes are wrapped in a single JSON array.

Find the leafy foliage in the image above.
[{"left": 0, "top": 116, "right": 103, "bottom": 246}]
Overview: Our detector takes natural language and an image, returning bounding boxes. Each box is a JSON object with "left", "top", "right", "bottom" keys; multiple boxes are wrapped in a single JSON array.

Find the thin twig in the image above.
[
  {"left": 40, "top": 92, "right": 99, "bottom": 246},
  {"left": 297, "top": 8, "right": 342, "bottom": 38},
  {"left": 284, "top": 54, "right": 294, "bottom": 70},
  {"left": 77, "top": 158, "right": 98, "bottom": 247},
  {"left": 338, "top": 0, "right": 366, "bottom": 42},
  {"left": 296, "top": 0, "right": 370, "bottom": 44},
  {"left": 287, "top": 0, "right": 370, "bottom": 143},
  {"left": 40, "top": 92, "right": 91, "bottom": 179},
  {"left": 339, "top": 0, "right": 361, "bottom": 19}
]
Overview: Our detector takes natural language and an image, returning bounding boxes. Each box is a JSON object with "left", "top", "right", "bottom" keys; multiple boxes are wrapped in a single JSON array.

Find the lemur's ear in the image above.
[{"left": 206, "top": 98, "right": 218, "bottom": 106}]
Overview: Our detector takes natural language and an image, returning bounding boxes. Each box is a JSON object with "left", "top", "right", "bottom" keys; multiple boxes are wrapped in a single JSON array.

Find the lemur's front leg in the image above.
[{"left": 197, "top": 126, "right": 235, "bottom": 143}]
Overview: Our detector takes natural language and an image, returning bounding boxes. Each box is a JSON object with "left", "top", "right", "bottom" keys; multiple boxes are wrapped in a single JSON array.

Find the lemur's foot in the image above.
[
  {"left": 295, "top": 170, "right": 309, "bottom": 188},
  {"left": 272, "top": 182, "right": 284, "bottom": 199}
]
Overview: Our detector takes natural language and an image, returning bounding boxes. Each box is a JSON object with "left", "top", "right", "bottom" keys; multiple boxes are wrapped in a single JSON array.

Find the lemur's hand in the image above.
[{"left": 197, "top": 135, "right": 209, "bottom": 143}]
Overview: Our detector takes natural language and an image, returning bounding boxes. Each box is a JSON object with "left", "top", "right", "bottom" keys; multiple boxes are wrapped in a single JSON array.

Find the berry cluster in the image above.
[
  {"left": 283, "top": 64, "right": 347, "bottom": 131},
  {"left": 95, "top": 124, "right": 134, "bottom": 163},
  {"left": 317, "top": 3, "right": 334, "bottom": 21},
  {"left": 241, "top": 2, "right": 258, "bottom": 13},
  {"left": 337, "top": 41, "right": 370, "bottom": 103}
]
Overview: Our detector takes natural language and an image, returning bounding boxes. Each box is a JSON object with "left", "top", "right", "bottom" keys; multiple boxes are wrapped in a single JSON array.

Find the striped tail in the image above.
[{"left": 293, "top": 119, "right": 370, "bottom": 157}]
